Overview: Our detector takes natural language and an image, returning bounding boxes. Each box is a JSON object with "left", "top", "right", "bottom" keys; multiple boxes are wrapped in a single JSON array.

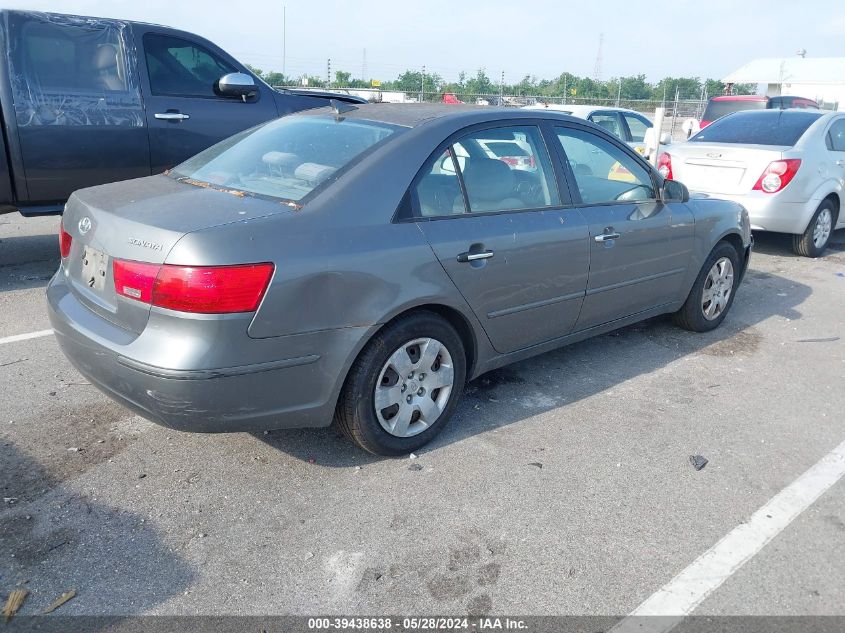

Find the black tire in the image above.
[
  {"left": 792, "top": 200, "right": 836, "bottom": 258},
  {"left": 672, "top": 241, "right": 741, "bottom": 333},
  {"left": 335, "top": 311, "right": 467, "bottom": 456}
]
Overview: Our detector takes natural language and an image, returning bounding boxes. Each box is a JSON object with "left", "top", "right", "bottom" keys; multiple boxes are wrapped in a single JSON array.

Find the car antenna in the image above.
[{"left": 330, "top": 99, "right": 357, "bottom": 120}]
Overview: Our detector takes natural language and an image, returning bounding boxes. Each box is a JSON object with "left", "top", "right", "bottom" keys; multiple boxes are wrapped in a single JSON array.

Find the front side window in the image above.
[
  {"left": 144, "top": 34, "right": 237, "bottom": 97},
  {"left": 827, "top": 120, "right": 845, "bottom": 152},
  {"left": 624, "top": 114, "right": 651, "bottom": 143},
  {"left": 414, "top": 126, "right": 559, "bottom": 216},
  {"left": 555, "top": 127, "right": 655, "bottom": 205},
  {"left": 19, "top": 20, "right": 129, "bottom": 93},
  {"left": 172, "top": 115, "right": 398, "bottom": 202}
]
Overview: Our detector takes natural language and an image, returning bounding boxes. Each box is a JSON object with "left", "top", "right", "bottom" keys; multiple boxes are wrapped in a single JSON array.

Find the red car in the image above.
[
  {"left": 699, "top": 95, "right": 819, "bottom": 129},
  {"left": 441, "top": 93, "right": 464, "bottom": 105}
]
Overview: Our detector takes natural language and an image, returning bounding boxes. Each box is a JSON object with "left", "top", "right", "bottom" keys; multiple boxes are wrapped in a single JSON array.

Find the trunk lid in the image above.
[
  {"left": 61, "top": 174, "right": 292, "bottom": 334},
  {"left": 670, "top": 143, "right": 789, "bottom": 195}
]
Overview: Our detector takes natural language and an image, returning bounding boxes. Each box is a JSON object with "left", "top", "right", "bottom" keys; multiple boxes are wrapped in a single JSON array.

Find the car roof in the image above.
[{"left": 298, "top": 103, "right": 581, "bottom": 128}]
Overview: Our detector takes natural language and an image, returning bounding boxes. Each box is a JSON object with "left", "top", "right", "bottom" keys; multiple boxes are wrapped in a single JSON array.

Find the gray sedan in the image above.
[{"left": 48, "top": 104, "right": 752, "bottom": 455}]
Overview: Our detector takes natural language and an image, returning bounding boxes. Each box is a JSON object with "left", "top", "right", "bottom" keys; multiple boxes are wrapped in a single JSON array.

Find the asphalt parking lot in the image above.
[{"left": 1, "top": 212, "right": 844, "bottom": 618}]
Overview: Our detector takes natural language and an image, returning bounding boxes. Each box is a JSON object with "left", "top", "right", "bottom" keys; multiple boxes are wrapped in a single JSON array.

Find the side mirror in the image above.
[
  {"left": 661, "top": 179, "right": 689, "bottom": 203},
  {"left": 216, "top": 72, "right": 257, "bottom": 100},
  {"left": 659, "top": 132, "right": 672, "bottom": 145}
]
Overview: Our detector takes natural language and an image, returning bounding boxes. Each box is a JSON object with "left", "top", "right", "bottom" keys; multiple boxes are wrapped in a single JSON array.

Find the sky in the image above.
[{"left": 6, "top": 0, "right": 845, "bottom": 83}]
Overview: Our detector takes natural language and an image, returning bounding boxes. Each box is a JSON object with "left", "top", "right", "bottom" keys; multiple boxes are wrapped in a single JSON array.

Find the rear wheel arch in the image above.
[{"left": 822, "top": 192, "right": 840, "bottom": 224}]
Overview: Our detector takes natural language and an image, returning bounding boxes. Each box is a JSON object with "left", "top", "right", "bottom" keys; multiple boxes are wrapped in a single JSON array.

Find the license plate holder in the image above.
[{"left": 80, "top": 246, "right": 108, "bottom": 292}]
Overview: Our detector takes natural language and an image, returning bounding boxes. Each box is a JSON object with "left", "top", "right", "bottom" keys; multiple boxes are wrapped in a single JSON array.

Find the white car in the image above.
[
  {"left": 660, "top": 109, "right": 845, "bottom": 257},
  {"left": 524, "top": 104, "right": 653, "bottom": 155}
]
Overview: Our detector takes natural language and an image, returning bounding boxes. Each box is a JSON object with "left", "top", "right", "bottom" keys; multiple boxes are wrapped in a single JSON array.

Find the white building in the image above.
[{"left": 723, "top": 57, "right": 845, "bottom": 110}]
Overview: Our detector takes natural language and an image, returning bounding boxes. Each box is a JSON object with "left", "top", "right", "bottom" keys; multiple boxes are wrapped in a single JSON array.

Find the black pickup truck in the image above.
[{"left": 0, "top": 10, "right": 365, "bottom": 216}]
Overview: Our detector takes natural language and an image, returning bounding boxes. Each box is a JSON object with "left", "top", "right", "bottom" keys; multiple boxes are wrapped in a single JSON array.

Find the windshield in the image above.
[
  {"left": 702, "top": 99, "right": 766, "bottom": 122},
  {"left": 171, "top": 116, "right": 399, "bottom": 202},
  {"left": 690, "top": 110, "right": 822, "bottom": 146}
]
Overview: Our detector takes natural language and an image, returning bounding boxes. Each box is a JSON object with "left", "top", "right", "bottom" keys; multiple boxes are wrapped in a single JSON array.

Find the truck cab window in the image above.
[
  {"left": 20, "top": 21, "right": 128, "bottom": 93},
  {"left": 144, "top": 34, "right": 237, "bottom": 98}
]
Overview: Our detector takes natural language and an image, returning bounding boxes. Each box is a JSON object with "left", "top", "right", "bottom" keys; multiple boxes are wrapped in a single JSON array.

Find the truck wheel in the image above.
[
  {"left": 672, "top": 241, "right": 740, "bottom": 333},
  {"left": 336, "top": 311, "right": 466, "bottom": 456},
  {"left": 793, "top": 200, "right": 835, "bottom": 258}
]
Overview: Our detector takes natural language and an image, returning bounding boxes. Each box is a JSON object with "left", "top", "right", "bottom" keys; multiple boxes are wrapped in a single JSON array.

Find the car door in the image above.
[
  {"left": 134, "top": 29, "right": 278, "bottom": 173},
  {"left": 6, "top": 13, "right": 150, "bottom": 204},
  {"left": 551, "top": 124, "right": 694, "bottom": 331},
  {"left": 412, "top": 123, "right": 590, "bottom": 354}
]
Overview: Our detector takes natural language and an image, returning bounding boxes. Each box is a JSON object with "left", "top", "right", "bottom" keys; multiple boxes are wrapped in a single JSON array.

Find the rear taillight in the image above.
[
  {"left": 59, "top": 221, "right": 72, "bottom": 258},
  {"left": 752, "top": 159, "right": 801, "bottom": 194},
  {"left": 699, "top": 120, "right": 711, "bottom": 128},
  {"left": 113, "top": 260, "right": 159, "bottom": 303},
  {"left": 113, "top": 261, "right": 274, "bottom": 314},
  {"left": 657, "top": 152, "right": 673, "bottom": 179}
]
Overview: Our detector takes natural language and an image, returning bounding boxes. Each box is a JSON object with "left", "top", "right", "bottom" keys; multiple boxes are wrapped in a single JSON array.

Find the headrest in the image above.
[
  {"left": 461, "top": 158, "right": 514, "bottom": 201},
  {"left": 93, "top": 44, "right": 118, "bottom": 71}
]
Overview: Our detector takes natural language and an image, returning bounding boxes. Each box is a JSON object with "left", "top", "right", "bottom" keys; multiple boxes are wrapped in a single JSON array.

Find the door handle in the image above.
[
  {"left": 154, "top": 112, "right": 190, "bottom": 121},
  {"left": 837, "top": 160, "right": 845, "bottom": 167},
  {"left": 594, "top": 232, "right": 621, "bottom": 242},
  {"left": 457, "top": 250, "right": 494, "bottom": 263}
]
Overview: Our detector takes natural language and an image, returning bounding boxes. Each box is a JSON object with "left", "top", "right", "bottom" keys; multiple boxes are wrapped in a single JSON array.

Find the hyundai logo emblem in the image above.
[{"left": 78, "top": 217, "right": 92, "bottom": 234}]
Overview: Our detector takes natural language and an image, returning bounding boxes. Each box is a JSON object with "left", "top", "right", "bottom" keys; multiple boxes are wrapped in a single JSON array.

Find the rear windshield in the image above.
[
  {"left": 690, "top": 110, "right": 823, "bottom": 146},
  {"left": 171, "top": 115, "right": 399, "bottom": 203},
  {"left": 702, "top": 99, "right": 766, "bottom": 121}
]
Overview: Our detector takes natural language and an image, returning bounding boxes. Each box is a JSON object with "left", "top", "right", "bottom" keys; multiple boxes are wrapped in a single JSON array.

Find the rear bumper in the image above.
[
  {"left": 47, "top": 271, "right": 372, "bottom": 433},
  {"left": 696, "top": 192, "right": 816, "bottom": 235}
]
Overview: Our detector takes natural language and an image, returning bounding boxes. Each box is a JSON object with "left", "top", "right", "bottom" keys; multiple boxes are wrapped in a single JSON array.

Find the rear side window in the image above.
[
  {"left": 828, "top": 120, "right": 845, "bottom": 152},
  {"left": 702, "top": 99, "right": 766, "bottom": 121},
  {"left": 555, "top": 127, "right": 655, "bottom": 205},
  {"left": 414, "top": 126, "right": 560, "bottom": 216},
  {"left": 18, "top": 19, "right": 129, "bottom": 92},
  {"left": 144, "top": 34, "right": 237, "bottom": 97},
  {"left": 692, "top": 111, "right": 823, "bottom": 146},
  {"left": 588, "top": 113, "right": 623, "bottom": 138}
]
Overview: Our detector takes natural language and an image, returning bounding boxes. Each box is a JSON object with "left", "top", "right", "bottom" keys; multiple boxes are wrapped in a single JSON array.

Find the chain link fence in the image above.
[{"left": 276, "top": 86, "right": 710, "bottom": 141}]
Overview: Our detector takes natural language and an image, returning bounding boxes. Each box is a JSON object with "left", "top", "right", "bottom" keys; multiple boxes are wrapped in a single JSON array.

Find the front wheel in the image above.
[
  {"left": 673, "top": 242, "right": 741, "bottom": 332},
  {"left": 335, "top": 312, "right": 467, "bottom": 456},
  {"left": 793, "top": 200, "right": 836, "bottom": 257}
]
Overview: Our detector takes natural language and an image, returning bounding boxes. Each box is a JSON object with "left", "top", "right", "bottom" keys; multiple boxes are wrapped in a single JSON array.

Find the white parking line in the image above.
[
  {"left": 0, "top": 329, "right": 53, "bottom": 346},
  {"left": 612, "top": 437, "right": 845, "bottom": 633}
]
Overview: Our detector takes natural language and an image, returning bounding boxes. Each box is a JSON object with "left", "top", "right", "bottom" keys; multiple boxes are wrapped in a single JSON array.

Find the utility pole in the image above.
[
  {"left": 500, "top": 70, "right": 504, "bottom": 100},
  {"left": 616, "top": 78, "right": 621, "bottom": 106},
  {"left": 563, "top": 74, "right": 567, "bottom": 105},
  {"left": 282, "top": 5, "right": 286, "bottom": 80},
  {"left": 420, "top": 65, "right": 425, "bottom": 103},
  {"left": 362, "top": 48, "right": 367, "bottom": 84},
  {"left": 327, "top": 58, "right": 331, "bottom": 88}
]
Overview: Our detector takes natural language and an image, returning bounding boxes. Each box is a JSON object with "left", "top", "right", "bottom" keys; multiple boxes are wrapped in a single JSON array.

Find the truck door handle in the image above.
[
  {"left": 154, "top": 112, "right": 190, "bottom": 121},
  {"left": 457, "top": 250, "right": 494, "bottom": 263},
  {"left": 594, "top": 231, "right": 621, "bottom": 242}
]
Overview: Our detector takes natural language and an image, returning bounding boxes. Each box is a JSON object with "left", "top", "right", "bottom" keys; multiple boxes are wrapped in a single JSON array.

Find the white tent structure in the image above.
[{"left": 723, "top": 57, "right": 845, "bottom": 110}]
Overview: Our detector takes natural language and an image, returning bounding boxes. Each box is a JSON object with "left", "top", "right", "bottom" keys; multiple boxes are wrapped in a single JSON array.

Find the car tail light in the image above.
[
  {"left": 752, "top": 159, "right": 801, "bottom": 194},
  {"left": 113, "top": 260, "right": 160, "bottom": 303},
  {"left": 699, "top": 120, "right": 711, "bottom": 128},
  {"left": 59, "top": 221, "right": 72, "bottom": 258},
  {"left": 657, "top": 152, "right": 673, "bottom": 179},
  {"left": 113, "top": 261, "right": 274, "bottom": 313}
]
